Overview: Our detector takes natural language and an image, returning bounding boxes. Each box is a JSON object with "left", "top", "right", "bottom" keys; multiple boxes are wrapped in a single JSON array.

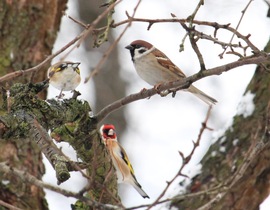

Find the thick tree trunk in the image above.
[
  {"left": 172, "top": 38, "right": 270, "bottom": 209},
  {"left": 0, "top": 1, "right": 67, "bottom": 209}
]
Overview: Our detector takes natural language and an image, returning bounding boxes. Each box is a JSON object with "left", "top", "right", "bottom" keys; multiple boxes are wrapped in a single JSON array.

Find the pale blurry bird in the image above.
[
  {"left": 100, "top": 124, "right": 150, "bottom": 199},
  {"left": 47, "top": 61, "right": 81, "bottom": 97},
  {"left": 125, "top": 40, "right": 217, "bottom": 105}
]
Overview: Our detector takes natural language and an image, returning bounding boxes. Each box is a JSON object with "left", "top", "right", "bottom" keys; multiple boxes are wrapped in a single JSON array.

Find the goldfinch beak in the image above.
[
  {"left": 108, "top": 129, "right": 114, "bottom": 136},
  {"left": 72, "top": 62, "right": 80, "bottom": 68}
]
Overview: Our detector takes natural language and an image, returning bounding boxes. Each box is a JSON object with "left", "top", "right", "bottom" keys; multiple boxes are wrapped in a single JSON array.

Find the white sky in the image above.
[{"left": 44, "top": 0, "right": 270, "bottom": 209}]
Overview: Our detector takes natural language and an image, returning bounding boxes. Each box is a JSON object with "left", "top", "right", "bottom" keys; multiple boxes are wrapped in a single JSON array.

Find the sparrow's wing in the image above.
[{"left": 152, "top": 48, "right": 186, "bottom": 78}]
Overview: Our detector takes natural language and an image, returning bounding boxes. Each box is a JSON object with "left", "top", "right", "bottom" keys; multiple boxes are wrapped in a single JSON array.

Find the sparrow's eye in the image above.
[{"left": 138, "top": 48, "right": 146, "bottom": 54}]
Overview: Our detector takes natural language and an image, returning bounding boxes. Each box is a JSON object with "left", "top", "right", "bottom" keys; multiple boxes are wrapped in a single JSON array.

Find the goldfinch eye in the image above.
[
  {"left": 59, "top": 63, "right": 67, "bottom": 69},
  {"left": 103, "top": 129, "right": 110, "bottom": 136}
]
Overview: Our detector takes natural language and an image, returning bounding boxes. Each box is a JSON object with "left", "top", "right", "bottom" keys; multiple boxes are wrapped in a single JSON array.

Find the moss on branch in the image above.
[{"left": 0, "top": 81, "right": 120, "bottom": 205}]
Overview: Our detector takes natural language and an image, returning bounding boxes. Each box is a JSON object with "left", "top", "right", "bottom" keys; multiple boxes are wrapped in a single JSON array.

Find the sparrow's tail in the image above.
[
  {"left": 188, "top": 85, "right": 217, "bottom": 106},
  {"left": 130, "top": 178, "right": 150, "bottom": 199}
]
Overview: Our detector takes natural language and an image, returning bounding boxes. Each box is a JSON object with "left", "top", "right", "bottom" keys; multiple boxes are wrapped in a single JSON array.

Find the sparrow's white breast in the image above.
[{"left": 133, "top": 53, "right": 177, "bottom": 86}]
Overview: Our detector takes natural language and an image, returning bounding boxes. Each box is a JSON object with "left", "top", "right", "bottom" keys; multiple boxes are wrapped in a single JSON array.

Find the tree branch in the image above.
[{"left": 0, "top": 162, "right": 120, "bottom": 210}]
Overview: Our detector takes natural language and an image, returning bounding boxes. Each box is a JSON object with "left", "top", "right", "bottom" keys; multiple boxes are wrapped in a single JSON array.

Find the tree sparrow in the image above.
[
  {"left": 125, "top": 40, "right": 217, "bottom": 105},
  {"left": 100, "top": 124, "right": 150, "bottom": 199},
  {"left": 47, "top": 61, "right": 81, "bottom": 97}
]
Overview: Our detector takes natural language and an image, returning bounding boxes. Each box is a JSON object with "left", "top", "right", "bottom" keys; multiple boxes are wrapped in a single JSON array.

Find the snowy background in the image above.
[{"left": 44, "top": 0, "right": 270, "bottom": 209}]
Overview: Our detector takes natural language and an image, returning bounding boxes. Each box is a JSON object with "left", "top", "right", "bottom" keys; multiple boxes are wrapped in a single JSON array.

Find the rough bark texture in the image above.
[
  {"left": 171, "top": 38, "right": 270, "bottom": 209},
  {"left": 0, "top": 1, "right": 67, "bottom": 209}
]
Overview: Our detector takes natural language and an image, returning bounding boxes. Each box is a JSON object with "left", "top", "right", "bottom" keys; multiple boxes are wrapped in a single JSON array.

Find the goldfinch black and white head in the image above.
[{"left": 47, "top": 61, "right": 81, "bottom": 97}]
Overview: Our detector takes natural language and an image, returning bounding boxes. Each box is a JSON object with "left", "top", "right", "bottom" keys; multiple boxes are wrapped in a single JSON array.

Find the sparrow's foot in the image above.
[
  {"left": 153, "top": 84, "right": 162, "bottom": 93},
  {"left": 171, "top": 90, "right": 177, "bottom": 98},
  {"left": 158, "top": 89, "right": 177, "bottom": 97}
]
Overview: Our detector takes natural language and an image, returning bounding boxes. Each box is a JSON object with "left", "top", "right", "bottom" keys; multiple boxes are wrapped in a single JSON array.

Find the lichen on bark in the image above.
[{"left": 0, "top": 81, "right": 120, "bottom": 207}]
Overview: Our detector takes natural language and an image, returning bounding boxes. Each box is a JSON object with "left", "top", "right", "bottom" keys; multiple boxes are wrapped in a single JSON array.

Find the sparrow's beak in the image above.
[
  {"left": 125, "top": 45, "right": 133, "bottom": 50},
  {"left": 72, "top": 62, "right": 81, "bottom": 68}
]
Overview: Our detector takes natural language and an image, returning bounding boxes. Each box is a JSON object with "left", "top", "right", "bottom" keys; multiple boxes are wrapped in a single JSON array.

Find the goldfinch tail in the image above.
[{"left": 130, "top": 179, "right": 150, "bottom": 199}]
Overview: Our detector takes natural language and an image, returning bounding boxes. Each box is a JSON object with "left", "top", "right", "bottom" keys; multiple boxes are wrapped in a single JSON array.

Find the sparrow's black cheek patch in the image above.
[{"left": 130, "top": 50, "right": 135, "bottom": 62}]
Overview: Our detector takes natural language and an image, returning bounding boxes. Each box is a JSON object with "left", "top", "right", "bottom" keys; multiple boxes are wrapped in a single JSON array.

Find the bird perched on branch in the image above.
[
  {"left": 100, "top": 124, "right": 150, "bottom": 199},
  {"left": 125, "top": 40, "right": 217, "bottom": 105},
  {"left": 47, "top": 61, "right": 81, "bottom": 97}
]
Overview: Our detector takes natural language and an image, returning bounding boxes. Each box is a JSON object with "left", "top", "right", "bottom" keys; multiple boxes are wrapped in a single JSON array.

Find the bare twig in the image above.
[
  {"left": 84, "top": 0, "right": 142, "bottom": 83},
  {"left": 179, "top": 32, "right": 188, "bottom": 52},
  {"left": 180, "top": 22, "right": 206, "bottom": 70},
  {"left": 60, "top": 0, "right": 122, "bottom": 61},
  {"left": 187, "top": 0, "right": 205, "bottom": 25},
  {"left": 219, "top": 0, "right": 254, "bottom": 58},
  {"left": 145, "top": 106, "right": 213, "bottom": 210},
  {"left": 127, "top": 184, "right": 225, "bottom": 210},
  {"left": 67, "top": 14, "right": 89, "bottom": 29},
  {"left": 110, "top": 17, "right": 260, "bottom": 55}
]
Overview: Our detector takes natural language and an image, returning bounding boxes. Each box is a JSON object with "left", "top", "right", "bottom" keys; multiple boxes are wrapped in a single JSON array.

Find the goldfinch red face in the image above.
[
  {"left": 100, "top": 124, "right": 117, "bottom": 141},
  {"left": 125, "top": 40, "right": 217, "bottom": 105},
  {"left": 47, "top": 61, "right": 81, "bottom": 92}
]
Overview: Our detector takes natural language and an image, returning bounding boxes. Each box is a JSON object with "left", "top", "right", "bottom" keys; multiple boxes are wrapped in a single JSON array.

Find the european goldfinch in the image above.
[
  {"left": 47, "top": 61, "right": 81, "bottom": 97},
  {"left": 100, "top": 124, "right": 149, "bottom": 199}
]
